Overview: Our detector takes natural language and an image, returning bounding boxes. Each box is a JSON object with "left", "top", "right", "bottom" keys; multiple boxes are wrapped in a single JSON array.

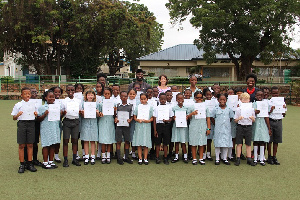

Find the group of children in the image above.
[{"left": 12, "top": 76, "right": 286, "bottom": 173}]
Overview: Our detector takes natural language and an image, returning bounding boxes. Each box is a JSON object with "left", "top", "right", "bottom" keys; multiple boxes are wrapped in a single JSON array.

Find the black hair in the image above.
[
  {"left": 120, "top": 91, "right": 127, "bottom": 96},
  {"left": 136, "top": 69, "right": 144, "bottom": 74},
  {"left": 21, "top": 87, "right": 31, "bottom": 93},
  {"left": 184, "top": 88, "right": 192, "bottom": 93},
  {"left": 103, "top": 87, "right": 112, "bottom": 95},
  {"left": 42, "top": 90, "right": 54, "bottom": 102},
  {"left": 159, "top": 92, "right": 166, "bottom": 98},
  {"left": 128, "top": 88, "right": 137, "bottom": 94},
  {"left": 50, "top": 86, "right": 63, "bottom": 94},
  {"left": 234, "top": 87, "right": 243, "bottom": 94},
  {"left": 66, "top": 84, "right": 75, "bottom": 90},
  {"left": 95, "top": 82, "right": 105, "bottom": 96},
  {"left": 262, "top": 87, "right": 270, "bottom": 91},
  {"left": 176, "top": 93, "right": 184, "bottom": 99},
  {"left": 134, "top": 82, "right": 141, "bottom": 87},
  {"left": 140, "top": 92, "right": 148, "bottom": 99},
  {"left": 146, "top": 87, "right": 153, "bottom": 91},
  {"left": 153, "top": 86, "right": 158, "bottom": 89},
  {"left": 75, "top": 83, "right": 85, "bottom": 92},
  {"left": 112, "top": 84, "right": 120, "bottom": 88},
  {"left": 246, "top": 73, "right": 257, "bottom": 83},
  {"left": 203, "top": 87, "right": 212, "bottom": 96},
  {"left": 194, "top": 91, "right": 203, "bottom": 98},
  {"left": 217, "top": 93, "right": 228, "bottom": 100},
  {"left": 256, "top": 89, "right": 263, "bottom": 93},
  {"left": 271, "top": 86, "right": 279, "bottom": 92},
  {"left": 171, "top": 85, "right": 178, "bottom": 88},
  {"left": 97, "top": 73, "right": 107, "bottom": 80}
]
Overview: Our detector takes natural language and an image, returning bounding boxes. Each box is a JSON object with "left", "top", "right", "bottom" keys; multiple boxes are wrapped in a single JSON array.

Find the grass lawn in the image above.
[{"left": 0, "top": 100, "right": 299, "bottom": 199}]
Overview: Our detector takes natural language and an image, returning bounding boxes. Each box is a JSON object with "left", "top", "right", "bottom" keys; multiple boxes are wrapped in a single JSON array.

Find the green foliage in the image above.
[
  {"left": 0, "top": 76, "right": 14, "bottom": 83},
  {"left": 166, "top": 0, "right": 300, "bottom": 80}
]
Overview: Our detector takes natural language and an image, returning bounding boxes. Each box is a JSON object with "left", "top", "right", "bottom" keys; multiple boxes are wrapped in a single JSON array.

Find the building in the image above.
[{"left": 137, "top": 44, "right": 297, "bottom": 82}]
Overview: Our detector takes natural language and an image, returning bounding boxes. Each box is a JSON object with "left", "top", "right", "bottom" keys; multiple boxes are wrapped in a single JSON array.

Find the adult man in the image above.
[{"left": 128, "top": 69, "right": 150, "bottom": 93}]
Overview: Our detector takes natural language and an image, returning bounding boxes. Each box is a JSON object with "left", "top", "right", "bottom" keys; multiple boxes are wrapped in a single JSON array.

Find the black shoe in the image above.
[
  {"left": 183, "top": 158, "right": 188, "bottom": 163},
  {"left": 192, "top": 159, "right": 198, "bottom": 165},
  {"left": 240, "top": 154, "right": 246, "bottom": 160},
  {"left": 267, "top": 156, "right": 274, "bottom": 165},
  {"left": 199, "top": 159, "right": 205, "bottom": 165},
  {"left": 117, "top": 159, "right": 124, "bottom": 165},
  {"left": 171, "top": 158, "right": 179, "bottom": 163},
  {"left": 106, "top": 158, "right": 111, "bottom": 164},
  {"left": 260, "top": 161, "right": 266, "bottom": 166},
  {"left": 132, "top": 155, "right": 138, "bottom": 160},
  {"left": 247, "top": 159, "right": 256, "bottom": 166},
  {"left": 63, "top": 160, "right": 69, "bottom": 167},
  {"left": 32, "top": 160, "right": 43, "bottom": 167},
  {"left": 228, "top": 157, "right": 236, "bottom": 162},
  {"left": 101, "top": 159, "right": 106, "bottom": 164},
  {"left": 42, "top": 163, "right": 54, "bottom": 169},
  {"left": 50, "top": 162, "right": 58, "bottom": 168},
  {"left": 27, "top": 163, "right": 37, "bottom": 172},
  {"left": 84, "top": 159, "right": 89, "bottom": 165},
  {"left": 223, "top": 160, "right": 231, "bottom": 165},
  {"left": 156, "top": 157, "right": 161, "bottom": 164},
  {"left": 206, "top": 157, "right": 213, "bottom": 161},
  {"left": 76, "top": 156, "right": 84, "bottom": 162},
  {"left": 91, "top": 159, "right": 95, "bottom": 165},
  {"left": 124, "top": 158, "right": 133, "bottom": 164},
  {"left": 72, "top": 160, "right": 81, "bottom": 166},
  {"left": 54, "top": 158, "right": 62, "bottom": 163},
  {"left": 144, "top": 160, "right": 149, "bottom": 165},
  {"left": 18, "top": 164, "right": 25, "bottom": 173},
  {"left": 234, "top": 158, "right": 240, "bottom": 166},
  {"left": 273, "top": 156, "right": 280, "bottom": 165},
  {"left": 215, "top": 160, "right": 220, "bottom": 165},
  {"left": 163, "top": 158, "right": 169, "bottom": 165},
  {"left": 138, "top": 159, "right": 143, "bottom": 165},
  {"left": 96, "top": 157, "right": 101, "bottom": 160}
]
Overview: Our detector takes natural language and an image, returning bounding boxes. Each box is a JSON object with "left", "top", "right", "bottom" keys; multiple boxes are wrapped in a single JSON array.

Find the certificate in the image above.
[
  {"left": 96, "top": 96, "right": 103, "bottom": 104},
  {"left": 271, "top": 97, "right": 285, "bottom": 114},
  {"left": 194, "top": 103, "right": 206, "bottom": 119},
  {"left": 54, "top": 99, "right": 62, "bottom": 105},
  {"left": 66, "top": 102, "right": 79, "bottom": 118},
  {"left": 183, "top": 99, "right": 194, "bottom": 107},
  {"left": 29, "top": 99, "right": 42, "bottom": 109},
  {"left": 175, "top": 111, "right": 187, "bottom": 127},
  {"left": 84, "top": 102, "right": 96, "bottom": 118},
  {"left": 205, "top": 100, "right": 216, "bottom": 112},
  {"left": 157, "top": 105, "right": 170, "bottom": 121},
  {"left": 19, "top": 101, "right": 36, "bottom": 120},
  {"left": 74, "top": 92, "right": 83, "bottom": 100},
  {"left": 48, "top": 104, "right": 61, "bottom": 121},
  {"left": 240, "top": 103, "right": 253, "bottom": 118},
  {"left": 102, "top": 99, "right": 114, "bottom": 115},
  {"left": 227, "top": 95, "right": 238, "bottom": 111},
  {"left": 117, "top": 111, "right": 130, "bottom": 127},
  {"left": 256, "top": 101, "right": 269, "bottom": 117},
  {"left": 171, "top": 92, "right": 180, "bottom": 102},
  {"left": 137, "top": 105, "right": 150, "bottom": 120}
]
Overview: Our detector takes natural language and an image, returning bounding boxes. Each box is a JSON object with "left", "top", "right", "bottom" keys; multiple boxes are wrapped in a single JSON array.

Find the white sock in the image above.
[
  {"left": 82, "top": 149, "right": 85, "bottom": 156},
  {"left": 132, "top": 152, "right": 136, "bottom": 157},
  {"left": 184, "top": 153, "right": 187, "bottom": 159},
  {"left": 102, "top": 153, "right": 106, "bottom": 159},
  {"left": 175, "top": 154, "right": 179, "bottom": 159},
  {"left": 54, "top": 154, "right": 59, "bottom": 160},
  {"left": 76, "top": 151, "right": 79, "bottom": 157},
  {"left": 203, "top": 153, "right": 206, "bottom": 160},
  {"left": 123, "top": 154, "right": 126, "bottom": 159},
  {"left": 91, "top": 155, "right": 95, "bottom": 159},
  {"left": 228, "top": 147, "right": 232, "bottom": 158},
  {"left": 43, "top": 162, "right": 48, "bottom": 165},
  {"left": 260, "top": 146, "right": 265, "bottom": 162},
  {"left": 254, "top": 146, "right": 258, "bottom": 161},
  {"left": 207, "top": 152, "right": 211, "bottom": 158},
  {"left": 221, "top": 147, "right": 228, "bottom": 160},
  {"left": 215, "top": 147, "right": 220, "bottom": 161},
  {"left": 107, "top": 152, "right": 111, "bottom": 159},
  {"left": 85, "top": 154, "right": 89, "bottom": 159}
]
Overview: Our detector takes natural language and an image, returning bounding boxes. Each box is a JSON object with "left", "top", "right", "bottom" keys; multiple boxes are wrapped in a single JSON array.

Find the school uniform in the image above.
[
  {"left": 153, "top": 105, "right": 173, "bottom": 145},
  {"left": 11, "top": 100, "right": 37, "bottom": 144},
  {"left": 171, "top": 105, "right": 191, "bottom": 143},
  {"left": 189, "top": 105, "right": 209, "bottom": 146},
  {"left": 38, "top": 103, "right": 61, "bottom": 147},
  {"left": 111, "top": 95, "right": 121, "bottom": 105},
  {"left": 115, "top": 103, "right": 133, "bottom": 142},
  {"left": 127, "top": 99, "right": 140, "bottom": 142},
  {"left": 132, "top": 104, "right": 153, "bottom": 148},
  {"left": 213, "top": 107, "right": 234, "bottom": 147},
  {"left": 268, "top": 100, "right": 286, "bottom": 143},
  {"left": 252, "top": 101, "right": 270, "bottom": 143},
  {"left": 185, "top": 86, "right": 202, "bottom": 98},
  {"left": 97, "top": 102, "right": 116, "bottom": 144},
  {"left": 80, "top": 102, "right": 99, "bottom": 142},
  {"left": 205, "top": 100, "right": 218, "bottom": 140}
]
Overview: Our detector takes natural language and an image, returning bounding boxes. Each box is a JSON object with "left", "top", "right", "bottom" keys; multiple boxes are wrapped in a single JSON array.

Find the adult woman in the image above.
[
  {"left": 185, "top": 75, "right": 202, "bottom": 98},
  {"left": 244, "top": 74, "right": 258, "bottom": 102},
  {"left": 157, "top": 74, "right": 171, "bottom": 94}
]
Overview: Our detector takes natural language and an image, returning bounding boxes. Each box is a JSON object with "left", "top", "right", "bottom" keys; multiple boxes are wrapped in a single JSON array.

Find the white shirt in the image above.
[
  {"left": 268, "top": 99, "right": 286, "bottom": 120},
  {"left": 111, "top": 95, "right": 121, "bottom": 105},
  {"left": 11, "top": 100, "right": 38, "bottom": 120},
  {"left": 62, "top": 97, "right": 81, "bottom": 119},
  {"left": 154, "top": 105, "right": 174, "bottom": 123},
  {"left": 234, "top": 106, "right": 255, "bottom": 125}
]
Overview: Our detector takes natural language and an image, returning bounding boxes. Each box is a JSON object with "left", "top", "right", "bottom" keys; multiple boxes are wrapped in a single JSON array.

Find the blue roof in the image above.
[{"left": 138, "top": 44, "right": 231, "bottom": 61}]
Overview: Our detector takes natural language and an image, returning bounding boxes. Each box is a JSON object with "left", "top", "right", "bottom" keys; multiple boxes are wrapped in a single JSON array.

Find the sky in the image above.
[{"left": 129, "top": 0, "right": 300, "bottom": 51}]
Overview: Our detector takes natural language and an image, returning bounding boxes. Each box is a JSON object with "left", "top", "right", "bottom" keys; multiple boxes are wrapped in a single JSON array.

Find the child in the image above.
[
  {"left": 188, "top": 91, "right": 211, "bottom": 165},
  {"left": 234, "top": 92, "right": 256, "bottom": 166},
  {"left": 75, "top": 83, "right": 85, "bottom": 161},
  {"left": 111, "top": 84, "right": 121, "bottom": 105},
  {"left": 37, "top": 90, "right": 61, "bottom": 169},
  {"left": 61, "top": 85, "right": 82, "bottom": 167},
  {"left": 185, "top": 75, "right": 202, "bottom": 98},
  {"left": 80, "top": 90, "right": 99, "bottom": 165},
  {"left": 11, "top": 87, "right": 38, "bottom": 173},
  {"left": 153, "top": 93, "right": 173, "bottom": 165},
  {"left": 171, "top": 85, "right": 179, "bottom": 92},
  {"left": 132, "top": 93, "right": 154, "bottom": 165},
  {"left": 267, "top": 86, "right": 286, "bottom": 165},
  {"left": 212, "top": 83, "right": 221, "bottom": 105},
  {"left": 213, "top": 94, "right": 234, "bottom": 165},
  {"left": 50, "top": 86, "right": 63, "bottom": 163},
  {"left": 165, "top": 90, "right": 175, "bottom": 158},
  {"left": 98, "top": 87, "right": 116, "bottom": 164},
  {"left": 153, "top": 86, "right": 159, "bottom": 101},
  {"left": 184, "top": 89, "right": 192, "bottom": 100},
  {"left": 171, "top": 93, "right": 191, "bottom": 164},
  {"left": 227, "top": 88, "right": 237, "bottom": 161},
  {"left": 95, "top": 82, "right": 104, "bottom": 103},
  {"left": 263, "top": 87, "right": 270, "bottom": 100},
  {"left": 114, "top": 91, "right": 134, "bottom": 165},
  {"left": 252, "top": 90, "right": 271, "bottom": 166}
]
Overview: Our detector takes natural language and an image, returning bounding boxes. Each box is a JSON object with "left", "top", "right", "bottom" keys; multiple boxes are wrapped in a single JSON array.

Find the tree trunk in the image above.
[
  {"left": 228, "top": 52, "right": 240, "bottom": 81},
  {"left": 240, "top": 55, "right": 255, "bottom": 81}
]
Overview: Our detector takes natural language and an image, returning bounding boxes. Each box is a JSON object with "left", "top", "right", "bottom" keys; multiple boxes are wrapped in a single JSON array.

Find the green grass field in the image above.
[{"left": 0, "top": 100, "right": 299, "bottom": 199}]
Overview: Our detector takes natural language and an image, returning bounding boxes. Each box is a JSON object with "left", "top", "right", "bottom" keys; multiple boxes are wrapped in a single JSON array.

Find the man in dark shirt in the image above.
[{"left": 128, "top": 69, "right": 150, "bottom": 93}]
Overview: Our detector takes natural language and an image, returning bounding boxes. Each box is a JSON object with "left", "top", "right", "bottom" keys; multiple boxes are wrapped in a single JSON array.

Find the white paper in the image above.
[
  {"left": 241, "top": 103, "right": 253, "bottom": 118},
  {"left": 271, "top": 97, "right": 285, "bottom": 114},
  {"left": 175, "top": 110, "right": 187, "bottom": 127},
  {"left": 227, "top": 95, "right": 238, "bottom": 111},
  {"left": 74, "top": 92, "right": 83, "bottom": 100},
  {"left": 29, "top": 99, "right": 42, "bottom": 109},
  {"left": 171, "top": 92, "right": 180, "bottom": 102},
  {"left": 148, "top": 99, "right": 157, "bottom": 108},
  {"left": 157, "top": 105, "right": 170, "bottom": 121},
  {"left": 19, "top": 101, "right": 36, "bottom": 120},
  {"left": 183, "top": 99, "right": 194, "bottom": 107},
  {"left": 66, "top": 102, "right": 79, "bottom": 118},
  {"left": 117, "top": 111, "right": 130, "bottom": 127},
  {"left": 135, "top": 91, "right": 142, "bottom": 100},
  {"left": 194, "top": 103, "right": 206, "bottom": 119},
  {"left": 96, "top": 96, "right": 103, "bottom": 104},
  {"left": 205, "top": 100, "right": 216, "bottom": 113},
  {"left": 102, "top": 99, "right": 114, "bottom": 115},
  {"left": 48, "top": 104, "right": 61, "bottom": 121},
  {"left": 54, "top": 99, "right": 62, "bottom": 105},
  {"left": 137, "top": 105, "right": 150, "bottom": 120},
  {"left": 256, "top": 101, "right": 269, "bottom": 117},
  {"left": 84, "top": 102, "right": 96, "bottom": 118}
]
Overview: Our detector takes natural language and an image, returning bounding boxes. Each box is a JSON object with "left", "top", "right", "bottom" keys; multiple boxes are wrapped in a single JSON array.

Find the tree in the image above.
[{"left": 166, "top": 0, "right": 300, "bottom": 80}]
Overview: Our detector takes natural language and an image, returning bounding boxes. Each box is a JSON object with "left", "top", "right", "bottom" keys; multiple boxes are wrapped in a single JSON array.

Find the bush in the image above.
[
  {"left": 0, "top": 76, "right": 14, "bottom": 83},
  {"left": 128, "top": 73, "right": 135, "bottom": 78},
  {"left": 257, "top": 79, "right": 266, "bottom": 84}
]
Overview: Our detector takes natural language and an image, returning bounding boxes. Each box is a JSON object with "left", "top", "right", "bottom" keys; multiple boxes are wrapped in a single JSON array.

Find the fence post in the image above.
[{"left": 59, "top": 75, "right": 61, "bottom": 87}]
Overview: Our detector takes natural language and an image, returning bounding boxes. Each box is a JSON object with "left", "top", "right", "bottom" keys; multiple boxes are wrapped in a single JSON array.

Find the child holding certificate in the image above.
[
  {"left": 234, "top": 93, "right": 256, "bottom": 166},
  {"left": 252, "top": 90, "right": 271, "bottom": 166},
  {"left": 98, "top": 87, "right": 116, "bottom": 164},
  {"left": 75, "top": 83, "right": 85, "bottom": 161},
  {"left": 95, "top": 82, "right": 104, "bottom": 160},
  {"left": 115, "top": 91, "right": 134, "bottom": 165},
  {"left": 153, "top": 93, "right": 173, "bottom": 165},
  {"left": 213, "top": 94, "right": 234, "bottom": 166},
  {"left": 80, "top": 90, "right": 99, "bottom": 165},
  {"left": 37, "top": 90, "right": 61, "bottom": 169},
  {"left": 171, "top": 93, "right": 191, "bottom": 164},
  {"left": 267, "top": 86, "right": 286, "bottom": 165},
  {"left": 132, "top": 93, "right": 154, "bottom": 165},
  {"left": 227, "top": 89, "right": 238, "bottom": 161},
  {"left": 188, "top": 91, "right": 211, "bottom": 165},
  {"left": 11, "top": 87, "right": 38, "bottom": 173}
]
